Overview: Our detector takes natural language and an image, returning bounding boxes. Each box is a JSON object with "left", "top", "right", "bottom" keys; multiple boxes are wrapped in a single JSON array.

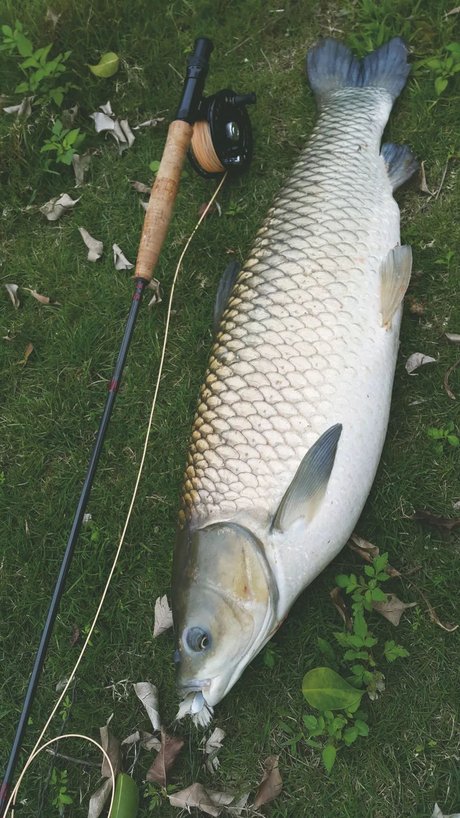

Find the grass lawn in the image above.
[{"left": 1, "top": 0, "right": 459, "bottom": 816}]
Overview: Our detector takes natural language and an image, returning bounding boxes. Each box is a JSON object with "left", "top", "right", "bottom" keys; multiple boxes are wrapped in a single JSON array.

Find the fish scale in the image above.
[{"left": 180, "top": 90, "right": 396, "bottom": 527}]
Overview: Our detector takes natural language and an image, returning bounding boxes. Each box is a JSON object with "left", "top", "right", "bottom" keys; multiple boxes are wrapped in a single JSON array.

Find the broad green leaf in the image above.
[
  {"left": 355, "top": 719, "right": 369, "bottom": 736},
  {"left": 317, "top": 638, "right": 336, "bottom": 664},
  {"left": 108, "top": 773, "right": 139, "bottom": 818},
  {"left": 88, "top": 51, "right": 120, "bottom": 78},
  {"left": 343, "top": 726, "right": 358, "bottom": 746},
  {"left": 302, "top": 715, "right": 318, "bottom": 732},
  {"left": 353, "top": 610, "right": 368, "bottom": 639},
  {"left": 435, "top": 76, "right": 448, "bottom": 95},
  {"left": 302, "top": 667, "right": 363, "bottom": 711},
  {"left": 15, "top": 32, "right": 33, "bottom": 57},
  {"left": 322, "top": 744, "right": 336, "bottom": 773}
]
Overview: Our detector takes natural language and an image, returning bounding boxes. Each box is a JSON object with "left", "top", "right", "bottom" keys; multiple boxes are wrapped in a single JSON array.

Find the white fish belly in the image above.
[{"left": 180, "top": 89, "right": 402, "bottom": 600}]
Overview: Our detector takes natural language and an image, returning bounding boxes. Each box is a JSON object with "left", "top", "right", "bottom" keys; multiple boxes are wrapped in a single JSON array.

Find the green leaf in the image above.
[
  {"left": 447, "top": 434, "right": 460, "bottom": 446},
  {"left": 303, "top": 714, "right": 318, "bottom": 732},
  {"left": 149, "top": 160, "right": 161, "bottom": 173},
  {"left": 353, "top": 610, "right": 368, "bottom": 639},
  {"left": 59, "top": 794, "right": 73, "bottom": 805},
  {"left": 384, "top": 640, "right": 409, "bottom": 663},
  {"left": 335, "top": 574, "right": 350, "bottom": 588},
  {"left": 109, "top": 773, "right": 139, "bottom": 818},
  {"left": 88, "top": 51, "right": 120, "bottom": 78},
  {"left": 343, "top": 726, "right": 359, "bottom": 745},
  {"left": 364, "top": 565, "right": 375, "bottom": 577},
  {"left": 355, "top": 719, "right": 369, "bottom": 736},
  {"left": 322, "top": 744, "right": 336, "bottom": 773},
  {"left": 302, "top": 667, "right": 363, "bottom": 711},
  {"left": 370, "top": 587, "right": 387, "bottom": 602},
  {"left": 15, "top": 32, "right": 33, "bottom": 57},
  {"left": 317, "top": 637, "right": 336, "bottom": 664},
  {"left": 435, "top": 76, "right": 448, "bottom": 95}
]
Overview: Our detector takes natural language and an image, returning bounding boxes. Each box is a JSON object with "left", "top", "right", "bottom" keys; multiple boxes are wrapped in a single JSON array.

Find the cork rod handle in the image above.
[{"left": 134, "top": 119, "right": 193, "bottom": 282}]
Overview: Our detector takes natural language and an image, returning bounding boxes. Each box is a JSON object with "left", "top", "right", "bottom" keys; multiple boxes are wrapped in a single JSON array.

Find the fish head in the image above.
[{"left": 172, "top": 521, "right": 277, "bottom": 708}]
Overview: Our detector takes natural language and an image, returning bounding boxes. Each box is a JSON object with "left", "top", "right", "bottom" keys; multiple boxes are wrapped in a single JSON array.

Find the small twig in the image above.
[
  {"left": 45, "top": 748, "right": 100, "bottom": 768},
  {"left": 406, "top": 579, "right": 458, "bottom": 632},
  {"left": 443, "top": 357, "right": 460, "bottom": 400},
  {"left": 434, "top": 157, "right": 451, "bottom": 200}
]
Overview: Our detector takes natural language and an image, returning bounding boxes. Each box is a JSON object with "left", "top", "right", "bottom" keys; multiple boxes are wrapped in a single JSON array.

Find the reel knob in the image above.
[{"left": 189, "top": 88, "right": 256, "bottom": 178}]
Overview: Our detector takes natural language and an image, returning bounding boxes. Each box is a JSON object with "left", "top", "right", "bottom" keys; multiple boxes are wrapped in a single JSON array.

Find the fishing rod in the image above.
[{"left": 0, "top": 36, "right": 255, "bottom": 817}]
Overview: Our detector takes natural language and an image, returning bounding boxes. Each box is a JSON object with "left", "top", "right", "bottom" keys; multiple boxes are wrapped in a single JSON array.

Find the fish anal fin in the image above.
[
  {"left": 273, "top": 423, "right": 342, "bottom": 533},
  {"left": 380, "top": 245, "right": 412, "bottom": 330},
  {"left": 381, "top": 143, "right": 418, "bottom": 191}
]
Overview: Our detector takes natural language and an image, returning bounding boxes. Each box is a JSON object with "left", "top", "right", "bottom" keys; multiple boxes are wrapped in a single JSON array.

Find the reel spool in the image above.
[{"left": 189, "top": 88, "right": 256, "bottom": 178}]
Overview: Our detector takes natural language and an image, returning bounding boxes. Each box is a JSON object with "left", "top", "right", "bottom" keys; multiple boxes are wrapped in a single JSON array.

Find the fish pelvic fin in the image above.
[
  {"left": 380, "top": 245, "right": 413, "bottom": 330},
  {"left": 306, "top": 37, "right": 410, "bottom": 102},
  {"left": 272, "top": 423, "right": 342, "bottom": 533},
  {"left": 213, "top": 260, "right": 240, "bottom": 333},
  {"left": 381, "top": 143, "right": 419, "bottom": 191}
]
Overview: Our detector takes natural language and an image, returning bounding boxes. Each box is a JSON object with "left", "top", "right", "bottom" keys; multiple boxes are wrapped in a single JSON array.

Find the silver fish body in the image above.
[{"left": 172, "top": 38, "right": 416, "bottom": 721}]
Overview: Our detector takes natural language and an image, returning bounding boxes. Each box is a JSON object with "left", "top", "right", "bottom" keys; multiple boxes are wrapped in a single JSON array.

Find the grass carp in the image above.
[{"left": 172, "top": 37, "right": 417, "bottom": 725}]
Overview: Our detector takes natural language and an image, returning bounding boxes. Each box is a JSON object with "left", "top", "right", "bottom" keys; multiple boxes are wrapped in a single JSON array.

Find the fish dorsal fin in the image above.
[
  {"left": 213, "top": 260, "right": 240, "bottom": 333},
  {"left": 380, "top": 245, "right": 412, "bottom": 329},
  {"left": 272, "top": 424, "right": 342, "bottom": 533}
]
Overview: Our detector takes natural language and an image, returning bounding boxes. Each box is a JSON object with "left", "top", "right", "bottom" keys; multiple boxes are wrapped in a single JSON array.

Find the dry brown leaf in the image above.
[
  {"left": 24, "top": 287, "right": 60, "bottom": 306},
  {"left": 405, "top": 352, "right": 436, "bottom": 374},
  {"left": 131, "top": 180, "right": 151, "bottom": 194},
  {"left": 146, "top": 728, "right": 184, "bottom": 787},
  {"left": 122, "top": 730, "right": 161, "bottom": 752},
  {"left": 3, "top": 96, "right": 33, "bottom": 119},
  {"left": 408, "top": 300, "right": 425, "bottom": 316},
  {"left": 40, "top": 193, "right": 80, "bottom": 221},
  {"left": 372, "top": 593, "right": 417, "bottom": 626},
  {"left": 253, "top": 755, "right": 283, "bottom": 810},
  {"left": 79, "top": 227, "right": 103, "bottom": 262},
  {"left": 99, "top": 722, "right": 121, "bottom": 779},
  {"left": 168, "top": 783, "right": 235, "bottom": 817},
  {"left": 4, "top": 283, "right": 20, "bottom": 309},
  {"left": 16, "top": 342, "right": 33, "bottom": 366},
  {"left": 445, "top": 333, "right": 460, "bottom": 344},
  {"left": 420, "top": 161, "right": 435, "bottom": 195},
  {"left": 87, "top": 777, "right": 113, "bottom": 818},
  {"left": 147, "top": 279, "right": 162, "bottom": 309},
  {"left": 330, "top": 587, "right": 352, "bottom": 630},
  {"left": 153, "top": 594, "right": 173, "bottom": 637},
  {"left": 134, "top": 116, "right": 165, "bottom": 129},
  {"left": 412, "top": 509, "right": 460, "bottom": 532},
  {"left": 133, "top": 681, "right": 161, "bottom": 731},
  {"left": 432, "top": 802, "right": 460, "bottom": 817},
  {"left": 72, "top": 152, "right": 92, "bottom": 186},
  {"left": 113, "top": 243, "right": 134, "bottom": 270},
  {"left": 202, "top": 727, "right": 226, "bottom": 774},
  {"left": 446, "top": 5, "right": 460, "bottom": 13},
  {"left": 444, "top": 358, "right": 460, "bottom": 400},
  {"left": 349, "top": 533, "right": 401, "bottom": 577}
]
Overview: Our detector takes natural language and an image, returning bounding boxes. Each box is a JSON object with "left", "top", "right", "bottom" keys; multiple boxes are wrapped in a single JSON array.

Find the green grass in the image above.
[{"left": 1, "top": 0, "right": 459, "bottom": 816}]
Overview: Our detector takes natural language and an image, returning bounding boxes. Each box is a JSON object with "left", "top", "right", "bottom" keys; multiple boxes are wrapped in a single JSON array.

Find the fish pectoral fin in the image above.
[
  {"left": 381, "top": 143, "right": 418, "bottom": 191},
  {"left": 380, "top": 245, "right": 412, "bottom": 330},
  {"left": 272, "top": 423, "right": 342, "bottom": 532},
  {"left": 213, "top": 260, "right": 241, "bottom": 333}
]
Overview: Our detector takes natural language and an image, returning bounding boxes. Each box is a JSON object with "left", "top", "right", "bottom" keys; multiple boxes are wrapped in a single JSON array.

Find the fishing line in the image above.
[
  {"left": 3, "top": 173, "right": 227, "bottom": 818},
  {"left": 190, "top": 121, "right": 225, "bottom": 174}
]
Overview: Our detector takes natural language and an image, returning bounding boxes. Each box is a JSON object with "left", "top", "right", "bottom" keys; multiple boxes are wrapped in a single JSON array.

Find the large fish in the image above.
[{"left": 172, "top": 37, "right": 417, "bottom": 724}]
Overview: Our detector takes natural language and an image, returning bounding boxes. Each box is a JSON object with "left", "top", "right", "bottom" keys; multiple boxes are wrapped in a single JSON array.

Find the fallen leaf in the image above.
[
  {"left": 168, "top": 783, "right": 236, "bottom": 817},
  {"left": 349, "top": 533, "right": 401, "bottom": 577},
  {"left": 446, "top": 5, "right": 460, "bottom": 14},
  {"left": 134, "top": 117, "right": 165, "bottom": 129},
  {"left": 82, "top": 513, "right": 92, "bottom": 525},
  {"left": 141, "top": 201, "right": 148, "bottom": 212},
  {"left": 146, "top": 728, "right": 184, "bottom": 786},
  {"left": 175, "top": 691, "right": 214, "bottom": 727},
  {"left": 372, "top": 593, "right": 417, "bottom": 626},
  {"left": 432, "top": 802, "right": 460, "bottom": 817},
  {"left": 122, "top": 730, "right": 161, "bottom": 752},
  {"left": 79, "top": 227, "right": 103, "bottom": 262},
  {"left": 17, "top": 342, "right": 33, "bottom": 366},
  {"left": 420, "top": 161, "right": 434, "bottom": 195},
  {"left": 3, "top": 96, "right": 34, "bottom": 119},
  {"left": 253, "top": 755, "right": 283, "bottom": 810},
  {"left": 133, "top": 681, "right": 160, "bottom": 731},
  {"left": 111, "top": 118, "right": 135, "bottom": 151},
  {"left": 113, "top": 243, "right": 133, "bottom": 270},
  {"left": 100, "top": 722, "right": 121, "bottom": 779},
  {"left": 90, "top": 104, "right": 135, "bottom": 153},
  {"left": 45, "top": 8, "right": 61, "bottom": 27},
  {"left": 330, "top": 587, "right": 352, "bottom": 630},
  {"left": 40, "top": 193, "right": 80, "bottom": 221},
  {"left": 412, "top": 509, "right": 460, "bottom": 532},
  {"left": 405, "top": 352, "right": 436, "bottom": 374},
  {"left": 444, "top": 358, "right": 460, "bottom": 400},
  {"left": 88, "top": 777, "right": 112, "bottom": 818},
  {"left": 24, "top": 288, "right": 60, "bottom": 306},
  {"left": 153, "top": 594, "right": 173, "bottom": 637},
  {"left": 4, "top": 283, "right": 20, "bottom": 309},
  {"left": 202, "top": 727, "right": 226, "bottom": 773},
  {"left": 147, "top": 279, "right": 162, "bottom": 309},
  {"left": 88, "top": 52, "right": 120, "bottom": 78},
  {"left": 72, "top": 152, "right": 92, "bottom": 186},
  {"left": 131, "top": 180, "right": 151, "bottom": 194},
  {"left": 70, "top": 625, "right": 80, "bottom": 646},
  {"left": 445, "top": 333, "right": 460, "bottom": 344},
  {"left": 90, "top": 111, "right": 115, "bottom": 133},
  {"left": 100, "top": 100, "right": 113, "bottom": 115},
  {"left": 408, "top": 300, "right": 425, "bottom": 316}
]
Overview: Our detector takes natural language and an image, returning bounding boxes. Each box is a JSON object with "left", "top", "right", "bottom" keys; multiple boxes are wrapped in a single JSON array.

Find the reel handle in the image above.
[{"left": 134, "top": 37, "right": 213, "bottom": 283}]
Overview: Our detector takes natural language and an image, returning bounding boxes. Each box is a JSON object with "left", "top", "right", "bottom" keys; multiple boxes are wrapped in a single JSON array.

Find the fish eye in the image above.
[{"left": 184, "top": 626, "right": 211, "bottom": 652}]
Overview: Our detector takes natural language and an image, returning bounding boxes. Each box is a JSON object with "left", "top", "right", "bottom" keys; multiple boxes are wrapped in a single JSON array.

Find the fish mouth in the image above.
[{"left": 178, "top": 678, "right": 210, "bottom": 694}]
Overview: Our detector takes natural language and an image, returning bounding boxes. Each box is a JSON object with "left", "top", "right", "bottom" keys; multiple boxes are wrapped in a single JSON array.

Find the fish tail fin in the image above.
[{"left": 306, "top": 37, "right": 410, "bottom": 102}]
